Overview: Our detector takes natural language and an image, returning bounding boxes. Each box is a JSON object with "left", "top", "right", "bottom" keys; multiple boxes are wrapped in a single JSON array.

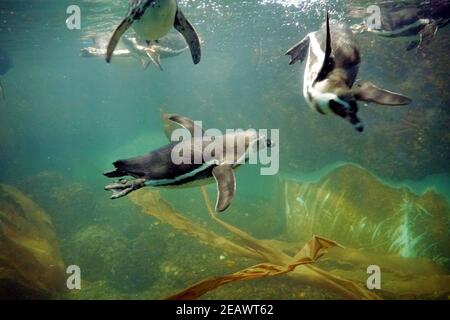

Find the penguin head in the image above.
[
  {"left": 223, "top": 130, "right": 275, "bottom": 157},
  {"left": 255, "top": 134, "right": 275, "bottom": 151},
  {"left": 235, "top": 130, "right": 273, "bottom": 152},
  {"left": 265, "top": 138, "right": 274, "bottom": 148},
  {"left": 329, "top": 95, "right": 363, "bottom": 132},
  {"left": 328, "top": 88, "right": 357, "bottom": 111},
  {"left": 329, "top": 94, "right": 358, "bottom": 116}
]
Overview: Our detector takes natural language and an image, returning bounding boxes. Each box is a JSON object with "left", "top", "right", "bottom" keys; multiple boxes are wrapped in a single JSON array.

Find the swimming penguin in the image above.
[
  {"left": 82, "top": 35, "right": 190, "bottom": 70},
  {"left": 286, "top": 12, "right": 412, "bottom": 132},
  {"left": 121, "top": 36, "right": 191, "bottom": 70},
  {"left": 104, "top": 114, "right": 272, "bottom": 212},
  {"left": 106, "top": 0, "right": 201, "bottom": 65},
  {"left": 350, "top": 1, "right": 450, "bottom": 50}
]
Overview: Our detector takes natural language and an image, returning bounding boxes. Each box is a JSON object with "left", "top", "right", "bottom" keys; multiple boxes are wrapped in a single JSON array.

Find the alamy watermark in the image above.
[
  {"left": 66, "top": 5, "right": 81, "bottom": 30},
  {"left": 351, "top": 5, "right": 382, "bottom": 33},
  {"left": 366, "top": 265, "right": 381, "bottom": 290},
  {"left": 66, "top": 265, "right": 81, "bottom": 290},
  {"left": 366, "top": 5, "right": 382, "bottom": 30}
]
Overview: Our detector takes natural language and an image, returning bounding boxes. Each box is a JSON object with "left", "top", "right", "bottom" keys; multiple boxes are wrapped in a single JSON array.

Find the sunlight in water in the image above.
[
  {"left": 258, "top": 0, "right": 343, "bottom": 19},
  {"left": 260, "top": 0, "right": 306, "bottom": 7},
  {"left": 259, "top": 0, "right": 329, "bottom": 9}
]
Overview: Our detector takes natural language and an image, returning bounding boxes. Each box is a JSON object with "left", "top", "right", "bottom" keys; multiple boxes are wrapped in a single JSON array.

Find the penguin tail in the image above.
[
  {"left": 104, "top": 169, "right": 126, "bottom": 178},
  {"left": 103, "top": 160, "right": 127, "bottom": 178}
]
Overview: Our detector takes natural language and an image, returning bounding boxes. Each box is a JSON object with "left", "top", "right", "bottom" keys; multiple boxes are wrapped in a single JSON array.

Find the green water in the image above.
[{"left": 0, "top": 0, "right": 449, "bottom": 300}]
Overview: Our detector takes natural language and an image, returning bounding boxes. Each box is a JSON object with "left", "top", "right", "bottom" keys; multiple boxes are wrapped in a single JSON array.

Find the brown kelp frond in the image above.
[
  {"left": 303, "top": 265, "right": 382, "bottom": 300},
  {"left": 326, "top": 247, "right": 450, "bottom": 298},
  {"left": 200, "top": 186, "right": 289, "bottom": 264},
  {"left": 128, "top": 189, "right": 261, "bottom": 260},
  {"left": 130, "top": 187, "right": 381, "bottom": 300},
  {"left": 0, "top": 184, "right": 66, "bottom": 299},
  {"left": 293, "top": 235, "right": 343, "bottom": 262},
  {"left": 165, "top": 263, "right": 284, "bottom": 300},
  {"left": 190, "top": 187, "right": 380, "bottom": 300},
  {"left": 166, "top": 235, "right": 339, "bottom": 300}
]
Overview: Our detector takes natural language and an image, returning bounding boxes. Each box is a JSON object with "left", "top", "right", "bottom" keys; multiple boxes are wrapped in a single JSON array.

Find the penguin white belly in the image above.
[
  {"left": 303, "top": 32, "right": 334, "bottom": 115},
  {"left": 132, "top": 0, "right": 177, "bottom": 41}
]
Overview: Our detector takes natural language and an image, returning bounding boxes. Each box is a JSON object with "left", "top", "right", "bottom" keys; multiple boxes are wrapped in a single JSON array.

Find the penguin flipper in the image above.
[
  {"left": 162, "top": 112, "right": 205, "bottom": 140},
  {"left": 212, "top": 165, "right": 236, "bottom": 213},
  {"left": 353, "top": 81, "right": 412, "bottom": 105},
  {"left": 285, "top": 36, "right": 310, "bottom": 65},
  {"left": 417, "top": 20, "right": 438, "bottom": 50},
  {"left": 106, "top": 17, "right": 133, "bottom": 63},
  {"left": 173, "top": 8, "right": 201, "bottom": 64}
]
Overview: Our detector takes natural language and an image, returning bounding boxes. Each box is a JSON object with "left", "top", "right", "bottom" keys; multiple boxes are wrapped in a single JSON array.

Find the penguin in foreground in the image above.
[
  {"left": 286, "top": 12, "right": 412, "bottom": 132},
  {"left": 106, "top": 0, "right": 201, "bottom": 65},
  {"left": 350, "top": 0, "right": 450, "bottom": 51},
  {"left": 104, "top": 114, "right": 273, "bottom": 212}
]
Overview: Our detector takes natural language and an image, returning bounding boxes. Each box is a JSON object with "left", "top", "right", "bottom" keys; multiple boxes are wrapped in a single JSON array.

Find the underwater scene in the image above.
[{"left": 0, "top": 0, "right": 449, "bottom": 300}]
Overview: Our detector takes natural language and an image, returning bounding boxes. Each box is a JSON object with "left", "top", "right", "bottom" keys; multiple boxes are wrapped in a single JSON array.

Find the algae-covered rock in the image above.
[
  {"left": 112, "top": 232, "right": 166, "bottom": 293},
  {"left": 282, "top": 164, "right": 450, "bottom": 268},
  {"left": 67, "top": 225, "right": 128, "bottom": 282},
  {"left": 67, "top": 224, "right": 165, "bottom": 293},
  {"left": 17, "top": 171, "right": 148, "bottom": 241},
  {"left": 0, "top": 184, "right": 66, "bottom": 299},
  {"left": 17, "top": 172, "right": 98, "bottom": 237}
]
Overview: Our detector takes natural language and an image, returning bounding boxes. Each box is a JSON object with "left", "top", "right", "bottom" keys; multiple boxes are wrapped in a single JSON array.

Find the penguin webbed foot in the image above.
[{"left": 104, "top": 178, "right": 146, "bottom": 199}]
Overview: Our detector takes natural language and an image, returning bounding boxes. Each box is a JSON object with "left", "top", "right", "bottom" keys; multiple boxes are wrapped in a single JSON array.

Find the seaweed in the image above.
[
  {"left": 282, "top": 164, "right": 450, "bottom": 266},
  {"left": 0, "top": 184, "right": 66, "bottom": 299},
  {"left": 129, "top": 187, "right": 380, "bottom": 300}
]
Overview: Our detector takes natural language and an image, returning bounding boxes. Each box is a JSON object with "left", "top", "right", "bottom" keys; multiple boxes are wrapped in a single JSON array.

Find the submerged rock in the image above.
[
  {"left": 17, "top": 172, "right": 98, "bottom": 237},
  {"left": 281, "top": 164, "right": 450, "bottom": 268},
  {"left": 0, "top": 184, "right": 65, "bottom": 299},
  {"left": 67, "top": 224, "right": 165, "bottom": 293},
  {"left": 67, "top": 225, "right": 129, "bottom": 282},
  {"left": 112, "top": 232, "right": 166, "bottom": 293}
]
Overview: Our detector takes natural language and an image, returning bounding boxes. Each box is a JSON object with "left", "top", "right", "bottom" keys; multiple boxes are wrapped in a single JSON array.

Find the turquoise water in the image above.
[{"left": 0, "top": 0, "right": 449, "bottom": 300}]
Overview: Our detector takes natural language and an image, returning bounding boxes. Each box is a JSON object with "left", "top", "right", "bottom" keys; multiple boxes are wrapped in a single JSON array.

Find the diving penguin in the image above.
[
  {"left": 82, "top": 35, "right": 191, "bottom": 71},
  {"left": 104, "top": 114, "right": 273, "bottom": 212},
  {"left": 106, "top": 0, "right": 201, "bottom": 64},
  {"left": 286, "top": 13, "right": 412, "bottom": 132},
  {"left": 350, "top": 0, "right": 450, "bottom": 51}
]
